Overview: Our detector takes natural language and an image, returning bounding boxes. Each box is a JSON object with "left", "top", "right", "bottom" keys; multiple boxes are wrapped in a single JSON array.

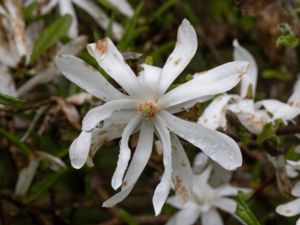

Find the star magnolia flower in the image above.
[
  {"left": 198, "top": 39, "right": 271, "bottom": 134},
  {"left": 166, "top": 166, "right": 250, "bottom": 225},
  {"left": 25, "top": 0, "right": 133, "bottom": 39},
  {"left": 55, "top": 19, "right": 249, "bottom": 215},
  {"left": 276, "top": 181, "right": 300, "bottom": 225}
]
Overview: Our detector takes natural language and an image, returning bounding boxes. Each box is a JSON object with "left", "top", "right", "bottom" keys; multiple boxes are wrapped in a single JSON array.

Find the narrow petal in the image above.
[
  {"left": 166, "top": 207, "right": 200, "bottom": 225},
  {"left": 157, "top": 19, "right": 197, "bottom": 96},
  {"left": 193, "top": 152, "right": 209, "bottom": 173},
  {"left": 159, "top": 61, "right": 249, "bottom": 109},
  {"left": 108, "top": 0, "right": 134, "bottom": 17},
  {"left": 161, "top": 111, "right": 242, "bottom": 170},
  {"left": 167, "top": 96, "right": 213, "bottom": 114},
  {"left": 58, "top": 0, "right": 78, "bottom": 38},
  {"left": 233, "top": 39, "right": 258, "bottom": 98},
  {"left": 292, "top": 181, "right": 300, "bottom": 197},
  {"left": 216, "top": 184, "right": 251, "bottom": 197},
  {"left": 214, "top": 197, "right": 237, "bottom": 214},
  {"left": 201, "top": 209, "right": 224, "bottom": 225},
  {"left": 111, "top": 115, "right": 142, "bottom": 190},
  {"left": 152, "top": 115, "right": 173, "bottom": 215},
  {"left": 55, "top": 55, "right": 126, "bottom": 101},
  {"left": 192, "top": 167, "right": 212, "bottom": 197},
  {"left": 171, "top": 133, "right": 193, "bottom": 204},
  {"left": 82, "top": 99, "right": 137, "bottom": 131},
  {"left": 103, "top": 121, "right": 153, "bottom": 207},
  {"left": 288, "top": 78, "right": 300, "bottom": 108},
  {"left": 297, "top": 217, "right": 300, "bottom": 225},
  {"left": 87, "top": 38, "right": 140, "bottom": 96},
  {"left": 69, "top": 131, "right": 92, "bottom": 169},
  {"left": 39, "top": 0, "right": 58, "bottom": 14},
  {"left": 58, "top": 35, "right": 88, "bottom": 55},
  {"left": 0, "top": 66, "right": 17, "bottom": 97},
  {"left": 276, "top": 198, "right": 300, "bottom": 217}
]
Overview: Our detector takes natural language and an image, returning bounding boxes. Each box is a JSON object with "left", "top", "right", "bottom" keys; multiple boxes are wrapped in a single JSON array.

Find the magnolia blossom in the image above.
[
  {"left": 56, "top": 19, "right": 249, "bottom": 215},
  {"left": 25, "top": 0, "right": 133, "bottom": 39},
  {"left": 276, "top": 181, "right": 300, "bottom": 225},
  {"left": 166, "top": 166, "right": 249, "bottom": 225}
]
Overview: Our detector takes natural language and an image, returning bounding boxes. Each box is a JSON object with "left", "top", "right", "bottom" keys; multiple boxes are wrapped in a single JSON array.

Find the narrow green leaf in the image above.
[
  {"left": 235, "top": 191, "right": 262, "bottom": 225},
  {"left": 149, "top": 0, "right": 177, "bottom": 22},
  {"left": 118, "top": 209, "right": 138, "bottom": 225},
  {"left": 0, "top": 93, "right": 25, "bottom": 107},
  {"left": 30, "top": 15, "right": 72, "bottom": 64},
  {"left": 0, "top": 128, "right": 31, "bottom": 155},
  {"left": 256, "top": 120, "right": 282, "bottom": 145}
]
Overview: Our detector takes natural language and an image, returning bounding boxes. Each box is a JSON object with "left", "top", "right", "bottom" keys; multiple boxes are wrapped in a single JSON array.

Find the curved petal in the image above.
[
  {"left": 214, "top": 197, "right": 237, "bottom": 214},
  {"left": 201, "top": 209, "right": 224, "bottom": 225},
  {"left": 166, "top": 207, "right": 200, "bottom": 225},
  {"left": 161, "top": 111, "right": 242, "bottom": 170},
  {"left": 171, "top": 133, "right": 193, "bottom": 204},
  {"left": 216, "top": 184, "right": 251, "bottom": 197},
  {"left": 82, "top": 99, "right": 137, "bottom": 131},
  {"left": 233, "top": 39, "right": 258, "bottom": 98},
  {"left": 55, "top": 55, "right": 125, "bottom": 101},
  {"left": 152, "top": 115, "right": 173, "bottom": 216},
  {"left": 157, "top": 19, "right": 197, "bottom": 96},
  {"left": 292, "top": 181, "right": 300, "bottom": 197},
  {"left": 87, "top": 38, "right": 140, "bottom": 96},
  {"left": 288, "top": 78, "right": 300, "bottom": 108},
  {"left": 108, "top": 0, "right": 134, "bottom": 17},
  {"left": 69, "top": 131, "right": 92, "bottom": 169},
  {"left": 103, "top": 121, "right": 153, "bottom": 207},
  {"left": 58, "top": 0, "right": 78, "bottom": 38},
  {"left": 111, "top": 115, "right": 142, "bottom": 190},
  {"left": 159, "top": 61, "right": 249, "bottom": 109},
  {"left": 276, "top": 198, "right": 300, "bottom": 217},
  {"left": 198, "top": 95, "right": 232, "bottom": 130}
]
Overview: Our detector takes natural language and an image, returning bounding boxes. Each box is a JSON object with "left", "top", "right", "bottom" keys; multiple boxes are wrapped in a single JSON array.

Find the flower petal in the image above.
[
  {"left": 58, "top": 0, "right": 78, "bottom": 38},
  {"left": 159, "top": 61, "right": 249, "bottom": 109},
  {"left": 38, "top": 0, "right": 58, "bottom": 14},
  {"left": 108, "top": 0, "right": 134, "bottom": 17},
  {"left": 55, "top": 55, "right": 125, "bottom": 101},
  {"left": 171, "top": 133, "right": 193, "bottom": 204},
  {"left": 214, "top": 197, "right": 237, "bottom": 214},
  {"left": 87, "top": 38, "right": 140, "bottom": 96},
  {"left": 103, "top": 121, "right": 153, "bottom": 207},
  {"left": 157, "top": 19, "right": 197, "bottom": 96},
  {"left": 193, "top": 152, "right": 209, "bottom": 173},
  {"left": 152, "top": 115, "right": 173, "bottom": 216},
  {"left": 167, "top": 96, "right": 213, "bottom": 114},
  {"left": 276, "top": 198, "right": 300, "bottom": 217},
  {"left": 0, "top": 66, "right": 17, "bottom": 97},
  {"left": 233, "top": 39, "right": 258, "bottom": 98},
  {"left": 111, "top": 115, "right": 142, "bottom": 190},
  {"left": 216, "top": 184, "right": 251, "bottom": 197},
  {"left": 201, "top": 209, "right": 224, "bottom": 225},
  {"left": 165, "top": 207, "right": 200, "bottom": 225},
  {"left": 58, "top": 35, "right": 88, "bottom": 55},
  {"left": 69, "top": 131, "right": 92, "bottom": 169},
  {"left": 288, "top": 78, "right": 300, "bottom": 108},
  {"left": 292, "top": 181, "right": 300, "bottom": 197},
  {"left": 161, "top": 111, "right": 242, "bottom": 170},
  {"left": 82, "top": 99, "right": 137, "bottom": 131}
]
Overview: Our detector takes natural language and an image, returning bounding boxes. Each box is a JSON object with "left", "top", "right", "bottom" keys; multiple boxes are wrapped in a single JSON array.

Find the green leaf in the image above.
[
  {"left": 276, "top": 34, "right": 299, "bottom": 48},
  {"left": 256, "top": 120, "right": 282, "bottom": 145},
  {"left": 25, "top": 170, "right": 66, "bottom": 202},
  {"left": 0, "top": 128, "right": 31, "bottom": 155},
  {"left": 118, "top": 209, "right": 138, "bottom": 225},
  {"left": 235, "top": 191, "right": 262, "bottom": 225},
  {"left": 262, "top": 69, "right": 288, "bottom": 80},
  {"left": 149, "top": 0, "right": 177, "bottom": 22},
  {"left": 0, "top": 93, "right": 25, "bottom": 107},
  {"left": 30, "top": 15, "right": 72, "bottom": 64}
]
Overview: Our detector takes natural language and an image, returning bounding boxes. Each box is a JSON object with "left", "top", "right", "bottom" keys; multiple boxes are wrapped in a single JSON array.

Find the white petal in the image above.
[
  {"left": 297, "top": 217, "right": 300, "bottom": 225},
  {"left": 292, "top": 181, "right": 300, "bottom": 197},
  {"left": 157, "top": 19, "right": 197, "bottom": 96},
  {"left": 166, "top": 207, "right": 200, "bottom": 225},
  {"left": 103, "top": 121, "right": 153, "bottom": 207},
  {"left": 35, "top": 151, "right": 66, "bottom": 171},
  {"left": 276, "top": 198, "right": 300, "bottom": 217},
  {"left": 58, "top": 35, "right": 88, "bottom": 55},
  {"left": 192, "top": 167, "right": 212, "bottom": 197},
  {"left": 233, "top": 39, "right": 258, "bottom": 98},
  {"left": 193, "top": 152, "right": 209, "bottom": 173},
  {"left": 69, "top": 131, "right": 92, "bottom": 169},
  {"left": 58, "top": 0, "right": 78, "bottom": 38},
  {"left": 108, "top": 0, "right": 134, "bottom": 17},
  {"left": 72, "top": 0, "right": 124, "bottom": 40},
  {"left": 39, "top": 0, "right": 58, "bottom": 14},
  {"left": 198, "top": 95, "right": 232, "bottom": 130},
  {"left": 111, "top": 115, "right": 142, "bottom": 189},
  {"left": 159, "top": 61, "right": 249, "bottom": 109},
  {"left": 55, "top": 55, "right": 125, "bottom": 101},
  {"left": 216, "top": 184, "right": 251, "bottom": 197},
  {"left": 0, "top": 66, "right": 17, "bottom": 97},
  {"left": 214, "top": 197, "right": 237, "bottom": 214},
  {"left": 171, "top": 133, "right": 193, "bottom": 204},
  {"left": 161, "top": 111, "right": 242, "bottom": 170},
  {"left": 152, "top": 115, "right": 173, "bottom": 216},
  {"left": 82, "top": 99, "right": 137, "bottom": 131},
  {"left": 87, "top": 38, "right": 140, "bottom": 96},
  {"left": 201, "top": 209, "right": 224, "bottom": 225},
  {"left": 288, "top": 78, "right": 300, "bottom": 108}
]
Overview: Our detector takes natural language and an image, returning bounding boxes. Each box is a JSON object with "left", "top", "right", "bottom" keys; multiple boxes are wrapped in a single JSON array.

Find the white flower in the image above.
[
  {"left": 286, "top": 159, "right": 300, "bottom": 179},
  {"left": 55, "top": 19, "right": 249, "bottom": 215},
  {"left": 25, "top": 0, "right": 134, "bottom": 39},
  {"left": 166, "top": 166, "right": 250, "bottom": 225},
  {"left": 276, "top": 181, "right": 300, "bottom": 225}
]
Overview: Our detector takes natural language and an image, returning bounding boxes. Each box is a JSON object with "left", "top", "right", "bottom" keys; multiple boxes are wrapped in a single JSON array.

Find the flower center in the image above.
[{"left": 138, "top": 101, "right": 159, "bottom": 119}]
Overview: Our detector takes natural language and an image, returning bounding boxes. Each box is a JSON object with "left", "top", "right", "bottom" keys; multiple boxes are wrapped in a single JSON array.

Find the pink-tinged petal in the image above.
[
  {"left": 201, "top": 209, "right": 224, "bottom": 225},
  {"left": 55, "top": 55, "right": 126, "bottom": 101},
  {"left": 166, "top": 207, "right": 200, "bottom": 225},
  {"left": 73, "top": 0, "right": 124, "bottom": 40},
  {"left": 157, "top": 19, "right": 197, "bottom": 96},
  {"left": 161, "top": 111, "right": 242, "bottom": 170},
  {"left": 108, "top": 0, "right": 134, "bottom": 17},
  {"left": 58, "top": 0, "right": 78, "bottom": 38},
  {"left": 288, "top": 79, "right": 300, "bottom": 108},
  {"left": 152, "top": 115, "right": 173, "bottom": 216},
  {"left": 159, "top": 61, "right": 249, "bottom": 109},
  {"left": 171, "top": 133, "right": 193, "bottom": 204},
  {"left": 103, "top": 121, "right": 153, "bottom": 207},
  {"left": 292, "top": 181, "right": 300, "bottom": 197},
  {"left": 87, "top": 38, "right": 140, "bottom": 96},
  {"left": 233, "top": 39, "right": 258, "bottom": 98},
  {"left": 276, "top": 198, "right": 300, "bottom": 217},
  {"left": 69, "top": 131, "right": 92, "bottom": 169},
  {"left": 214, "top": 197, "right": 237, "bottom": 214}
]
